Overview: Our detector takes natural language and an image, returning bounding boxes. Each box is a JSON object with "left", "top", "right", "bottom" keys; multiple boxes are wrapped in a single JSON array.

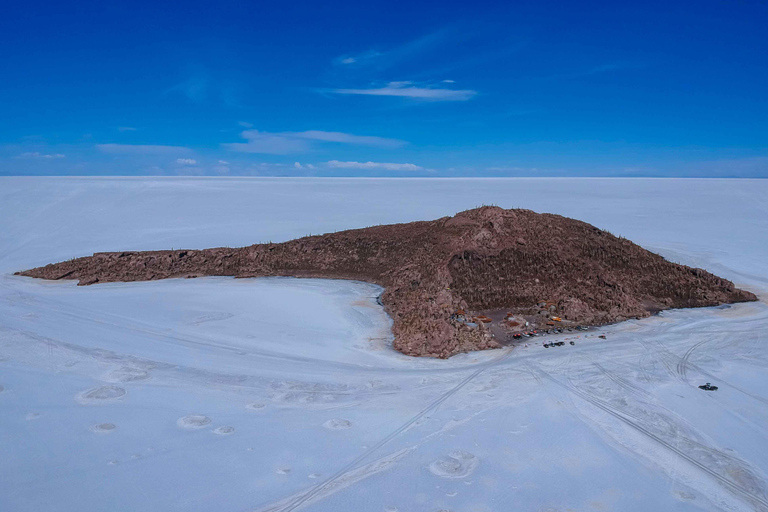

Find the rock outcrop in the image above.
[{"left": 17, "top": 206, "right": 757, "bottom": 358}]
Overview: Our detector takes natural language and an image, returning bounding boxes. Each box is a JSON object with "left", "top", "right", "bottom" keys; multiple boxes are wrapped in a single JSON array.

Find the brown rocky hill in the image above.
[{"left": 17, "top": 206, "right": 756, "bottom": 358}]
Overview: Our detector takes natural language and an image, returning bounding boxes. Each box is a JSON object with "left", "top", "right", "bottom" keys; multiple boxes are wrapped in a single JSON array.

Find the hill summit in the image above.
[{"left": 18, "top": 206, "right": 756, "bottom": 358}]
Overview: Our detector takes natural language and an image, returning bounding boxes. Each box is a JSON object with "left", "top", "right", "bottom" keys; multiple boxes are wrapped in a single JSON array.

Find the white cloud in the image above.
[
  {"left": 294, "top": 130, "right": 405, "bottom": 147},
  {"left": 218, "top": 160, "right": 229, "bottom": 164},
  {"left": 96, "top": 144, "right": 192, "bottom": 155},
  {"left": 117, "top": 126, "right": 137, "bottom": 132},
  {"left": 334, "top": 30, "right": 452, "bottom": 71},
  {"left": 223, "top": 130, "right": 311, "bottom": 154},
  {"left": 18, "top": 152, "right": 65, "bottom": 159},
  {"left": 294, "top": 162, "right": 317, "bottom": 170},
  {"left": 330, "top": 81, "right": 476, "bottom": 101},
  {"left": 238, "top": 121, "right": 253, "bottom": 128},
  {"left": 326, "top": 160, "right": 423, "bottom": 171},
  {"left": 333, "top": 50, "right": 381, "bottom": 66},
  {"left": 223, "top": 129, "right": 406, "bottom": 154},
  {"left": 442, "top": 79, "right": 455, "bottom": 83},
  {"left": 175, "top": 158, "right": 198, "bottom": 165}
]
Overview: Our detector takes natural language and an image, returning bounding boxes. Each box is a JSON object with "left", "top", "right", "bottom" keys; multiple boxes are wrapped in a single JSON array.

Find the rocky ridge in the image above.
[{"left": 17, "top": 206, "right": 757, "bottom": 358}]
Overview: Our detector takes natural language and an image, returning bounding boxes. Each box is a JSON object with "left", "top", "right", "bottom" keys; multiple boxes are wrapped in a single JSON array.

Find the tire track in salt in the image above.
[
  {"left": 677, "top": 339, "right": 710, "bottom": 382},
  {"left": 0, "top": 279, "right": 496, "bottom": 376},
  {"left": 649, "top": 331, "right": 768, "bottom": 406},
  {"left": 687, "top": 360, "right": 768, "bottom": 406},
  {"left": 591, "top": 361, "right": 651, "bottom": 399},
  {"left": 635, "top": 330, "right": 768, "bottom": 406},
  {"left": 261, "top": 346, "right": 515, "bottom": 512},
  {"left": 528, "top": 363, "right": 768, "bottom": 511}
]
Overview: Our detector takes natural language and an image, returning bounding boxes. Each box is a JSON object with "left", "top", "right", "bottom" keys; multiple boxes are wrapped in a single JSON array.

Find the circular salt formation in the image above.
[
  {"left": 177, "top": 415, "right": 212, "bottom": 429},
  {"left": 78, "top": 385, "right": 127, "bottom": 403},
  {"left": 110, "top": 367, "right": 150, "bottom": 382},
  {"left": 91, "top": 423, "right": 117, "bottom": 433},
  {"left": 323, "top": 418, "right": 352, "bottom": 430},
  {"left": 428, "top": 451, "right": 479, "bottom": 479},
  {"left": 0, "top": 385, "right": 5, "bottom": 393},
  {"left": 246, "top": 402, "right": 266, "bottom": 410},
  {"left": 213, "top": 426, "right": 235, "bottom": 435}
]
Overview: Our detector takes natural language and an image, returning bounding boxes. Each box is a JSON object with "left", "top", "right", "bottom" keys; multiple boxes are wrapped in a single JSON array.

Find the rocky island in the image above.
[{"left": 17, "top": 206, "right": 756, "bottom": 358}]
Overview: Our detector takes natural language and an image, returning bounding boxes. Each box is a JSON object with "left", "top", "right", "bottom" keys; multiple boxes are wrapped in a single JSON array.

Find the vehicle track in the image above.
[
  {"left": 636, "top": 345, "right": 657, "bottom": 384},
  {"left": 632, "top": 330, "right": 768, "bottom": 406},
  {"left": 642, "top": 328, "right": 768, "bottom": 406},
  {"left": 591, "top": 361, "right": 651, "bottom": 399},
  {"left": 528, "top": 363, "right": 768, "bottom": 511},
  {"left": 0, "top": 279, "right": 498, "bottom": 376},
  {"left": 637, "top": 340, "right": 679, "bottom": 382},
  {"left": 686, "top": 359, "right": 768, "bottom": 406},
  {"left": 648, "top": 339, "right": 681, "bottom": 380},
  {"left": 267, "top": 346, "right": 515, "bottom": 512},
  {"left": 677, "top": 339, "right": 710, "bottom": 382}
]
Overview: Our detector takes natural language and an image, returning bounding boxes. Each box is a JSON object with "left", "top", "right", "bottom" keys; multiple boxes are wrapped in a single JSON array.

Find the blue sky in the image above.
[{"left": 1, "top": 0, "right": 767, "bottom": 177}]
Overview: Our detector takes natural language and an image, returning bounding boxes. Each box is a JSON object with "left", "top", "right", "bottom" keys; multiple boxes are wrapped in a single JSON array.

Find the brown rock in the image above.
[{"left": 16, "top": 206, "right": 757, "bottom": 358}]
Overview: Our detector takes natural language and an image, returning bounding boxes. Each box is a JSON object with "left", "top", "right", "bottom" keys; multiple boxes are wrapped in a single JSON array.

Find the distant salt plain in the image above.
[{"left": 1, "top": 177, "right": 767, "bottom": 512}]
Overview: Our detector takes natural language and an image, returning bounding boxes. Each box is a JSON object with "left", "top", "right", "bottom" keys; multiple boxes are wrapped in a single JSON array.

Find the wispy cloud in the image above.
[
  {"left": 96, "top": 144, "right": 192, "bottom": 155},
  {"left": 294, "top": 130, "right": 405, "bottom": 147},
  {"left": 334, "top": 29, "right": 456, "bottom": 72},
  {"left": 326, "top": 160, "right": 423, "bottom": 171},
  {"left": 117, "top": 126, "right": 137, "bottom": 132},
  {"left": 330, "top": 81, "right": 477, "bottom": 101},
  {"left": 333, "top": 50, "right": 382, "bottom": 67},
  {"left": 223, "top": 131, "right": 311, "bottom": 154},
  {"left": 238, "top": 121, "right": 253, "bottom": 128},
  {"left": 223, "top": 129, "right": 407, "bottom": 154},
  {"left": 17, "top": 152, "right": 65, "bottom": 159},
  {"left": 175, "top": 158, "right": 198, "bottom": 165}
]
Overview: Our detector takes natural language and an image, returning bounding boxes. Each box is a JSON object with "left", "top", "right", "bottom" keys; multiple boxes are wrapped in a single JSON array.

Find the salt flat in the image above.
[{"left": 1, "top": 177, "right": 767, "bottom": 512}]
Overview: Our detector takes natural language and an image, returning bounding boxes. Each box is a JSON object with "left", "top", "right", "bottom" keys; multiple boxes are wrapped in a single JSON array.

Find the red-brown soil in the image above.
[{"left": 17, "top": 206, "right": 757, "bottom": 358}]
